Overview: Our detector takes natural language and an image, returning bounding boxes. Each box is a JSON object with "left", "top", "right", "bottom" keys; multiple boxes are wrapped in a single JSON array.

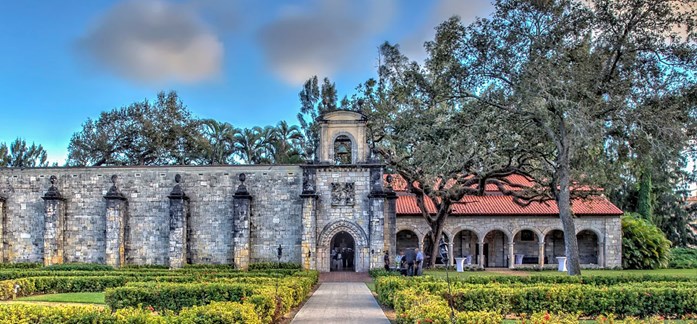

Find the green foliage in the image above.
[
  {"left": 248, "top": 262, "right": 301, "bottom": 270},
  {"left": 177, "top": 301, "right": 261, "bottom": 324},
  {"left": 181, "top": 264, "right": 235, "bottom": 270},
  {"left": 622, "top": 213, "right": 672, "bottom": 269},
  {"left": 0, "top": 302, "right": 262, "bottom": 323},
  {"left": 368, "top": 268, "right": 399, "bottom": 278},
  {"left": 0, "top": 263, "right": 41, "bottom": 269},
  {"left": 637, "top": 169, "right": 654, "bottom": 222},
  {"left": 669, "top": 248, "right": 697, "bottom": 269},
  {"left": 41, "top": 263, "right": 114, "bottom": 272},
  {"left": 0, "top": 276, "right": 128, "bottom": 300},
  {"left": 67, "top": 91, "right": 202, "bottom": 166},
  {"left": 0, "top": 138, "right": 48, "bottom": 167}
]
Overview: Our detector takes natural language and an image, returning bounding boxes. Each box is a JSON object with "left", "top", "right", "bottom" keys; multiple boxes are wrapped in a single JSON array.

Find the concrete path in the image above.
[{"left": 291, "top": 283, "right": 390, "bottom": 324}]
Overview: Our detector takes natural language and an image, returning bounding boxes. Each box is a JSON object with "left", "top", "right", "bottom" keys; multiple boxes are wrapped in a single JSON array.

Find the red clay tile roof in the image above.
[{"left": 386, "top": 174, "right": 623, "bottom": 216}]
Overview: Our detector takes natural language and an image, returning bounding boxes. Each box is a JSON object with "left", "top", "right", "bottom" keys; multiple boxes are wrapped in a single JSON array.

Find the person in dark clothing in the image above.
[
  {"left": 348, "top": 248, "right": 354, "bottom": 268},
  {"left": 383, "top": 251, "right": 390, "bottom": 271},
  {"left": 404, "top": 248, "right": 417, "bottom": 276},
  {"left": 342, "top": 250, "right": 346, "bottom": 268}
]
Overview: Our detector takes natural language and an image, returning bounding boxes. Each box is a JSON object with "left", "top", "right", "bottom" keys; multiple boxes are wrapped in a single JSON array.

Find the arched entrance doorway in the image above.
[
  {"left": 423, "top": 232, "right": 450, "bottom": 266},
  {"left": 330, "top": 231, "right": 356, "bottom": 272}
]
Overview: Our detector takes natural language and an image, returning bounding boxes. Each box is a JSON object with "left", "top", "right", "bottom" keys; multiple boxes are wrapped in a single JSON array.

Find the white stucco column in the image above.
[
  {"left": 448, "top": 242, "right": 454, "bottom": 267},
  {"left": 508, "top": 242, "right": 515, "bottom": 269},
  {"left": 538, "top": 242, "right": 545, "bottom": 268}
]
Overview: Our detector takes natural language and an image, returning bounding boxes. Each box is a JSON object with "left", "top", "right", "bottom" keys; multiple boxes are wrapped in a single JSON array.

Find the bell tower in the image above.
[{"left": 317, "top": 110, "right": 369, "bottom": 164}]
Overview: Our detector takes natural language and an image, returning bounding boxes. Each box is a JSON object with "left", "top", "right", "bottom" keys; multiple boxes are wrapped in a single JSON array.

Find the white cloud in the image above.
[
  {"left": 256, "top": 0, "right": 397, "bottom": 85},
  {"left": 401, "top": 0, "right": 494, "bottom": 60},
  {"left": 77, "top": 0, "right": 223, "bottom": 84}
]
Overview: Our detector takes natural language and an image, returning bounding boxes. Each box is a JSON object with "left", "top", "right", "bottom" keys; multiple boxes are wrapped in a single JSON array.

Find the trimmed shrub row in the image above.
[
  {"left": 41, "top": 263, "right": 114, "bottom": 272},
  {"left": 0, "top": 301, "right": 262, "bottom": 323},
  {"left": 0, "top": 276, "right": 128, "bottom": 300},
  {"left": 105, "top": 282, "right": 295, "bottom": 323},
  {"left": 248, "top": 262, "right": 301, "bottom": 270},
  {"left": 444, "top": 284, "right": 697, "bottom": 317},
  {"left": 375, "top": 275, "right": 697, "bottom": 308}
]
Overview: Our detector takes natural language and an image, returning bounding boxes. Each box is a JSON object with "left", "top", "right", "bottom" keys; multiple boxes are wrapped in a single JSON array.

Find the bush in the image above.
[
  {"left": 41, "top": 263, "right": 114, "bottom": 272},
  {"left": 446, "top": 283, "right": 697, "bottom": 317},
  {"left": 368, "top": 268, "right": 399, "bottom": 278},
  {"left": 0, "top": 302, "right": 263, "bottom": 323},
  {"left": 668, "top": 248, "right": 697, "bottom": 269},
  {"left": 182, "top": 264, "right": 236, "bottom": 270},
  {"left": 0, "top": 263, "right": 41, "bottom": 270},
  {"left": 177, "top": 301, "right": 262, "bottom": 323},
  {"left": 248, "top": 262, "right": 301, "bottom": 270},
  {"left": 622, "top": 213, "right": 671, "bottom": 269},
  {"left": 0, "top": 276, "right": 128, "bottom": 300}
]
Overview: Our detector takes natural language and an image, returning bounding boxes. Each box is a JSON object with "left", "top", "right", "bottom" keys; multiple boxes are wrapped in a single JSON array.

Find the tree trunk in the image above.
[
  {"left": 557, "top": 150, "right": 582, "bottom": 275},
  {"left": 427, "top": 213, "right": 447, "bottom": 268}
]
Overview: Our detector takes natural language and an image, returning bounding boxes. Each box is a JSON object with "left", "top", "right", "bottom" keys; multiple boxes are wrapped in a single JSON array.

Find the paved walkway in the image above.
[{"left": 291, "top": 282, "right": 389, "bottom": 324}]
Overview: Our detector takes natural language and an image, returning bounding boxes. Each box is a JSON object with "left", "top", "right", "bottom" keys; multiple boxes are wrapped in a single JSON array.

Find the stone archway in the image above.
[{"left": 317, "top": 220, "right": 369, "bottom": 272}]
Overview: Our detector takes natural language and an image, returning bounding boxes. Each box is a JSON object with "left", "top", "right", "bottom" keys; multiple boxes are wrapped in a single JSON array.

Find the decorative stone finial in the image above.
[
  {"left": 105, "top": 175, "right": 126, "bottom": 200},
  {"left": 234, "top": 173, "right": 251, "bottom": 199},
  {"left": 168, "top": 174, "right": 187, "bottom": 199},
  {"left": 42, "top": 175, "right": 63, "bottom": 200}
]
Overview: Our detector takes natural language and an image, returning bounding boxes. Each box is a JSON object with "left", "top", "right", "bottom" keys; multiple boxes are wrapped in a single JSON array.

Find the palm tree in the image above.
[
  {"left": 200, "top": 119, "right": 237, "bottom": 165},
  {"left": 272, "top": 121, "right": 304, "bottom": 164}
]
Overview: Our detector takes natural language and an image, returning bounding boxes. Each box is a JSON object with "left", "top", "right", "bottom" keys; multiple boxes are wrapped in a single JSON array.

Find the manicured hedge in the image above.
[
  {"left": 0, "top": 276, "right": 128, "bottom": 300},
  {"left": 105, "top": 282, "right": 296, "bottom": 323},
  {"left": 0, "top": 263, "right": 41, "bottom": 269},
  {"left": 0, "top": 301, "right": 262, "bottom": 323},
  {"left": 248, "top": 262, "right": 301, "bottom": 270},
  {"left": 41, "top": 263, "right": 114, "bottom": 272},
  {"left": 375, "top": 275, "right": 697, "bottom": 308},
  {"left": 445, "top": 284, "right": 697, "bottom": 317}
]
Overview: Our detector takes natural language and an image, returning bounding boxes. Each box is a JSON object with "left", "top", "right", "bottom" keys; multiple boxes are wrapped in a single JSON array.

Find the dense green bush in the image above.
[
  {"left": 182, "top": 264, "right": 236, "bottom": 270},
  {"left": 669, "top": 248, "right": 697, "bottom": 269},
  {"left": 41, "top": 263, "right": 114, "bottom": 271},
  {"left": 248, "top": 262, "right": 301, "bottom": 270},
  {"left": 622, "top": 213, "right": 671, "bottom": 269},
  {"left": 374, "top": 274, "right": 697, "bottom": 308},
  {"left": 0, "top": 263, "right": 41, "bottom": 269},
  {"left": 105, "top": 282, "right": 297, "bottom": 322},
  {"left": 0, "top": 302, "right": 262, "bottom": 323},
  {"left": 446, "top": 283, "right": 697, "bottom": 317},
  {"left": 393, "top": 287, "right": 503, "bottom": 324},
  {"left": 0, "top": 276, "right": 128, "bottom": 300}
]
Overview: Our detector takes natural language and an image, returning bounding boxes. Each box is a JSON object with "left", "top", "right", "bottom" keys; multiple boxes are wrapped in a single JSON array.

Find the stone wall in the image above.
[{"left": 0, "top": 166, "right": 304, "bottom": 266}]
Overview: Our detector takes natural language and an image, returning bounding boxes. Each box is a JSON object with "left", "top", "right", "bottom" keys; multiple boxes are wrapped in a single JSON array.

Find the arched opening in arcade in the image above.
[
  {"left": 512, "top": 229, "right": 542, "bottom": 265},
  {"left": 396, "top": 230, "right": 419, "bottom": 257},
  {"left": 577, "top": 230, "right": 599, "bottom": 265},
  {"left": 543, "top": 230, "right": 565, "bottom": 264},
  {"left": 423, "top": 232, "right": 450, "bottom": 266},
  {"left": 483, "top": 230, "right": 509, "bottom": 268},
  {"left": 330, "top": 231, "right": 355, "bottom": 272},
  {"left": 453, "top": 230, "right": 478, "bottom": 266}
]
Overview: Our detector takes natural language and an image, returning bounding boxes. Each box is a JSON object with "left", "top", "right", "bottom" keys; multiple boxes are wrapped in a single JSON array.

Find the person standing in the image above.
[
  {"left": 383, "top": 251, "right": 390, "bottom": 271},
  {"left": 404, "top": 248, "right": 416, "bottom": 276},
  {"left": 415, "top": 248, "right": 424, "bottom": 276}
]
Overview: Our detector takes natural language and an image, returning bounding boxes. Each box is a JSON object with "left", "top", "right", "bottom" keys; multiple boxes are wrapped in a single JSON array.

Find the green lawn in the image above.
[{"left": 17, "top": 292, "right": 105, "bottom": 304}]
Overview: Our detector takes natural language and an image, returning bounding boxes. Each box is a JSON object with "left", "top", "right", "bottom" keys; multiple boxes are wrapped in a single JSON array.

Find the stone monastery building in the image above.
[{"left": 0, "top": 111, "right": 622, "bottom": 271}]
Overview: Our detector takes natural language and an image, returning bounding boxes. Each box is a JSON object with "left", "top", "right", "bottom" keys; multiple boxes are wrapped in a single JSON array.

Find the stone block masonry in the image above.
[{"left": 0, "top": 166, "right": 304, "bottom": 267}]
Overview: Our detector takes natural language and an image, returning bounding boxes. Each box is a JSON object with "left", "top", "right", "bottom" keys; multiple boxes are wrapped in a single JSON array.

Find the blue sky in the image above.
[{"left": 0, "top": 0, "right": 495, "bottom": 164}]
